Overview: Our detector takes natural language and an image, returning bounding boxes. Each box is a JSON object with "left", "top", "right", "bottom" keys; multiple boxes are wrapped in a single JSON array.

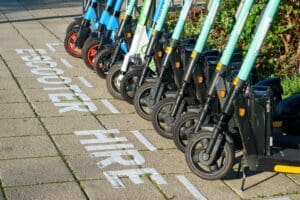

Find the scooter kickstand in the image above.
[{"left": 240, "top": 165, "right": 247, "bottom": 192}]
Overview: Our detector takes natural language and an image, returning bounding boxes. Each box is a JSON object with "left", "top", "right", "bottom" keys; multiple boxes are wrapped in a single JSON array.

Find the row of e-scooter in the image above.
[{"left": 64, "top": 0, "right": 300, "bottom": 186}]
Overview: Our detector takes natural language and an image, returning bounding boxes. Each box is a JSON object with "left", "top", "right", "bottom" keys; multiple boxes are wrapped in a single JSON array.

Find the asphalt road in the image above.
[{"left": 0, "top": 0, "right": 299, "bottom": 199}]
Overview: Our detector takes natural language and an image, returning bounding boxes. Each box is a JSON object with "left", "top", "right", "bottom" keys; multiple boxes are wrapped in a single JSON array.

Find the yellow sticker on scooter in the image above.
[
  {"left": 165, "top": 47, "right": 172, "bottom": 54},
  {"left": 233, "top": 77, "right": 239, "bottom": 86},
  {"left": 216, "top": 62, "right": 222, "bottom": 71},
  {"left": 152, "top": 29, "right": 157, "bottom": 36},
  {"left": 121, "top": 13, "right": 127, "bottom": 20},
  {"left": 191, "top": 50, "right": 197, "bottom": 58}
]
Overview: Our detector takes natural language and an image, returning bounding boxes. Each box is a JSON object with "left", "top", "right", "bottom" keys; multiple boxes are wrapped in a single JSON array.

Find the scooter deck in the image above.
[{"left": 258, "top": 148, "right": 300, "bottom": 173}]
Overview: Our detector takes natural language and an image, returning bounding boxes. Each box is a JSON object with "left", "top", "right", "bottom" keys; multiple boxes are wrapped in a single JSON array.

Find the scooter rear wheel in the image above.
[
  {"left": 134, "top": 82, "right": 155, "bottom": 121},
  {"left": 120, "top": 68, "right": 142, "bottom": 104},
  {"left": 82, "top": 37, "right": 102, "bottom": 70},
  {"left": 173, "top": 112, "right": 200, "bottom": 152},
  {"left": 106, "top": 64, "right": 123, "bottom": 99},
  {"left": 152, "top": 97, "right": 177, "bottom": 139},
  {"left": 186, "top": 131, "right": 234, "bottom": 180},
  {"left": 64, "top": 29, "right": 82, "bottom": 58},
  {"left": 94, "top": 48, "right": 113, "bottom": 79}
]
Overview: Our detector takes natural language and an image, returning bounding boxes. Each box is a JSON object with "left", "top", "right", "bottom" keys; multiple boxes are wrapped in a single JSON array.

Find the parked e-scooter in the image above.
[
  {"left": 81, "top": 0, "right": 125, "bottom": 70},
  {"left": 118, "top": 0, "right": 174, "bottom": 104},
  {"left": 64, "top": 0, "right": 115, "bottom": 58},
  {"left": 106, "top": 0, "right": 164, "bottom": 99},
  {"left": 93, "top": 0, "right": 138, "bottom": 78},
  {"left": 172, "top": 0, "right": 256, "bottom": 150},
  {"left": 185, "top": 0, "right": 300, "bottom": 182}
]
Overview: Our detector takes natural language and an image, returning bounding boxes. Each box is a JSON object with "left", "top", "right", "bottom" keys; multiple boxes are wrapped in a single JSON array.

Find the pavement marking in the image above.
[
  {"left": 86, "top": 143, "right": 134, "bottom": 151},
  {"left": 60, "top": 58, "right": 74, "bottom": 68},
  {"left": 176, "top": 175, "right": 207, "bottom": 200},
  {"left": 269, "top": 197, "right": 291, "bottom": 200},
  {"left": 131, "top": 130, "right": 157, "bottom": 151},
  {"left": 46, "top": 43, "right": 60, "bottom": 52},
  {"left": 78, "top": 76, "right": 93, "bottom": 88},
  {"left": 101, "top": 99, "right": 120, "bottom": 114}
]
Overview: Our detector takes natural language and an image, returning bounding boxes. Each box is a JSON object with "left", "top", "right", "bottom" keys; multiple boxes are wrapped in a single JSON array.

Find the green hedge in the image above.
[{"left": 166, "top": 0, "right": 300, "bottom": 97}]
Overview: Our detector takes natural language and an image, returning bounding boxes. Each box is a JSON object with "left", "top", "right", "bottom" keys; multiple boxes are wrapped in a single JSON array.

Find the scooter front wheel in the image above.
[
  {"left": 82, "top": 37, "right": 102, "bottom": 70},
  {"left": 65, "top": 18, "right": 82, "bottom": 35},
  {"left": 152, "top": 97, "right": 177, "bottom": 139},
  {"left": 173, "top": 112, "right": 200, "bottom": 153},
  {"left": 120, "top": 68, "right": 142, "bottom": 104},
  {"left": 134, "top": 82, "right": 155, "bottom": 121},
  {"left": 94, "top": 48, "right": 113, "bottom": 79},
  {"left": 64, "top": 29, "right": 82, "bottom": 58},
  {"left": 106, "top": 64, "right": 123, "bottom": 99},
  {"left": 186, "top": 131, "right": 234, "bottom": 180}
]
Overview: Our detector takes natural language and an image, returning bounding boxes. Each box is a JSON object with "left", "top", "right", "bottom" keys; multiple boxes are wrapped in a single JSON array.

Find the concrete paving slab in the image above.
[
  {"left": 224, "top": 172, "right": 300, "bottom": 199},
  {"left": 290, "top": 194, "right": 300, "bottom": 200},
  {"left": 42, "top": 115, "right": 103, "bottom": 135},
  {"left": 0, "top": 89, "right": 26, "bottom": 103},
  {"left": 0, "top": 157, "right": 74, "bottom": 187},
  {"left": 32, "top": 101, "right": 99, "bottom": 117},
  {"left": 52, "top": 134, "right": 89, "bottom": 156},
  {"left": 82, "top": 179, "right": 165, "bottom": 200},
  {"left": 138, "top": 130, "right": 176, "bottom": 150},
  {"left": 24, "top": 88, "right": 73, "bottom": 102},
  {"left": 6, "top": 64, "right": 38, "bottom": 78},
  {"left": 97, "top": 114, "right": 153, "bottom": 130},
  {"left": 0, "top": 136, "right": 57, "bottom": 160},
  {"left": 0, "top": 77, "right": 19, "bottom": 91},
  {"left": 16, "top": 76, "right": 45, "bottom": 89},
  {"left": 108, "top": 99, "right": 136, "bottom": 113},
  {"left": 0, "top": 118, "right": 45, "bottom": 137},
  {"left": 65, "top": 154, "right": 139, "bottom": 181},
  {"left": 142, "top": 149, "right": 190, "bottom": 174},
  {"left": 0, "top": 103, "right": 35, "bottom": 119},
  {"left": 0, "top": 61, "right": 11, "bottom": 78},
  {"left": 287, "top": 174, "right": 300, "bottom": 185},
  {"left": 158, "top": 173, "right": 240, "bottom": 200},
  {"left": 5, "top": 182, "right": 86, "bottom": 200}
]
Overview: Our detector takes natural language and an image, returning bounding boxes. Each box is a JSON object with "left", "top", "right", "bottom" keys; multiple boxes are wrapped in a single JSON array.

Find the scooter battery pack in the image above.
[{"left": 250, "top": 86, "right": 273, "bottom": 155}]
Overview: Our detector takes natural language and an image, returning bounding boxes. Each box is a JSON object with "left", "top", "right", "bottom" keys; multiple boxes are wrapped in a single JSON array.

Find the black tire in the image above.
[
  {"left": 173, "top": 112, "right": 200, "bottom": 153},
  {"left": 65, "top": 18, "right": 82, "bottom": 34},
  {"left": 64, "top": 29, "right": 82, "bottom": 58},
  {"left": 106, "top": 64, "right": 123, "bottom": 99},
  {"left": 120, "top": 68, "right": 142, "bottom": 104},
  {"left": 82, "top": 37, "right": 102, "bottom": 70},
  {"left": 185, "top": 131, "right": 234, "bottom": 180},
  {"left": 134, "top": 82, "right": 155, "bottom": 121},
  {"left": 94, "top": 48, "right": 112, "bottom": 79},
  {"left": 151, "top": 97, "right": 177, "bottom": 139}
]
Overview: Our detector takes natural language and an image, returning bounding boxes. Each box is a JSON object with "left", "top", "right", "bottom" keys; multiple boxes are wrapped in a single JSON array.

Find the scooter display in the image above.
[
  {"left": 185, "top": 0, "right": 300, "bottom": 182},
  {"left": 106, "top": 0, "right": 164, "bottom": 99},
  {"left": 64, "top": 0, "right": 115, "bottom": 58},
  {"left": 119, "top": 0, "right": 173, "bottom": 104},
  {"left": 133, "top": 0, "right": 202, "bottom": 121}
]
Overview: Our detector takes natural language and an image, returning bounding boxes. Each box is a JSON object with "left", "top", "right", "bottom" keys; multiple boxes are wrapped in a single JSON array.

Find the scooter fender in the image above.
[
  {"left": 201, "top": 126, "right": 234, "bottom": 144},
  {"left": 164, "top": 91, "right": 177, "bottom": 98}
]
